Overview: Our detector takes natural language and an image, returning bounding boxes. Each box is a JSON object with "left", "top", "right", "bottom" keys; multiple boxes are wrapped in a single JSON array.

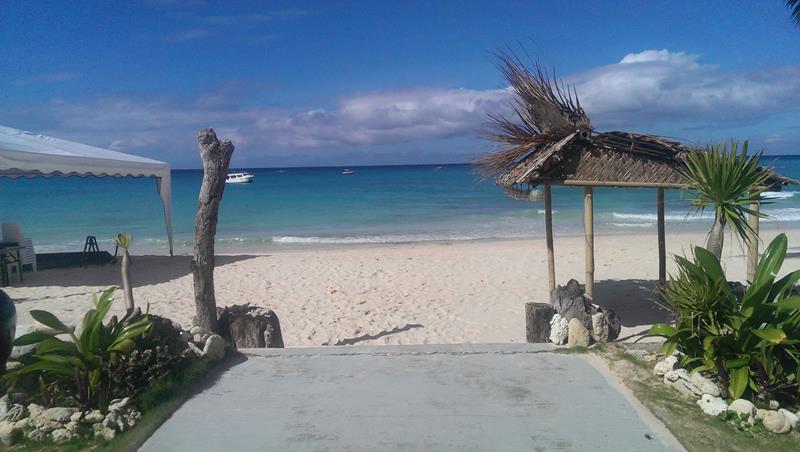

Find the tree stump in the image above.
[
  {"left": 192, "top": 128, "right": 234, "bottom": 333},
  {"left": 525, "top": 302, "right": 555, "bottom": 343},
  {"left": 218, "top": 304, "right": 284, "bottom": 349}
]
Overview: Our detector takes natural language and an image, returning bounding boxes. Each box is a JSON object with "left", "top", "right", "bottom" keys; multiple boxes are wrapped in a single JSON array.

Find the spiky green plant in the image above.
[
  {"left": 4, "top": 288, "right": 151, "bottom": 411},
  {"left": 649, "top": 234, "right": 800, "bottom": 401},
  {"left": 115, "top": 233, "right": 135, "bottom": 311},
  {"left": 788, "top": 0, "right": 800, "bottom": 26},
  {"left": 679, "top": 140, "right": 769, "bottom": 260}
]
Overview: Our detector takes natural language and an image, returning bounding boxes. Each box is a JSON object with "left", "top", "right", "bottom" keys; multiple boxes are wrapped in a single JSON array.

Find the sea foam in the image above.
[{"left": 762, "top": 191, "right": 796, "bottom": 200}]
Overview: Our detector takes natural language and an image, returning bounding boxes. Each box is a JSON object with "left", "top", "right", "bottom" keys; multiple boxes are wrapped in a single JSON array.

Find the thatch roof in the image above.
[{"left": 475, "top": 53, "right": 795, "bottom": 191}]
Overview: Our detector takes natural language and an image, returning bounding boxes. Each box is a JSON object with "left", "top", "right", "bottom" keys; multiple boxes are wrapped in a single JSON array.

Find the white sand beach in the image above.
[{"left": 6, "top": 227, "right": 800, "bottom": 347}]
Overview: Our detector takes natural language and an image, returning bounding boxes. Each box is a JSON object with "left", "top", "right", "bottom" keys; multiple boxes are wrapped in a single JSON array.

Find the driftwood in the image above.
[
  {"left": 218, "top": 304, "right": 284, "bottom": 349},
  {"left": 191, "top": 129, "right": 234, "bottom": 333},
  {"left": 525, "top": 302, "right": 554, "bottom": 343},
  {"left": 115, "top": 233, "right": 135, "bottom": 311},
  {"left": 120, "top": 250, "right": 133, "bottom": 310}
]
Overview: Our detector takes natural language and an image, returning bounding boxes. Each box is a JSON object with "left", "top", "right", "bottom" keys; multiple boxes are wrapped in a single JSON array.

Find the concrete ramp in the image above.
[{"left": 141, "top": 344, "right": 682, "bottom": 451}]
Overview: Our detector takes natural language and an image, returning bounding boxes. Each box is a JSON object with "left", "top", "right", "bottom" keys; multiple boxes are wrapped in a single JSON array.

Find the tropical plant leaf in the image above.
[
  {"left": 648, "top": 324, "right": 678, "bottom": 337},
  {"left": 752, "top": 233, "right": 787, "bottom": 289},
  {"left": 729, "top": 366, "right": 750, "bottom": 399},
  {"left": 753, "top": 327, "right": 787, "bottom": 344},
  {"left": 769, "top": 271, "right": 800, "bottom": 301},
  {"left": 12, "top": 331, "right": 54, "bottom": 346},
  {"left": 773, "top": 296, "right": 800, "bottom": 311},
  {"left": 695, "top": 246, "right": 725, "bottom": 282},
  {"left": 109, "top": 339, "right": 137, "bottom": 353},
  {"left": 36, "top": 337, "right": 78, "bottom": 355},
  {"left": 724, "top": 358, "right": 749, "bottom": 369},
  {"left": 8, "top": 360, "right": 75, "bottom": 378},
  {"left": 30, "top": 310, "right": 72, "bottom": 333},
  {"left": 35, "top": 353, "right": 86, "bottom": 369},
  {"left": 660, "top": 337, "right": 679, "bottom": 356}
]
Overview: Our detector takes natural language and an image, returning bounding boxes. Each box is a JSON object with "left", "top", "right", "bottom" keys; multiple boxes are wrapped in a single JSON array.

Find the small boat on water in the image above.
[
  {"left": 341, "top": 169, "right": 355, "bottom": 175},
  {"left": 225, "top": 172, "right": 255, "bottom": 184}
]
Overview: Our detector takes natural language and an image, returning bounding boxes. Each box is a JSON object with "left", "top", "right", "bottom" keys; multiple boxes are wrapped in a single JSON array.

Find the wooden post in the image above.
[
  {"left": 544, "top": 184, "right": 555, "bottom": 292},
  {"left": 192, "top": 128, "right": 235, "bottom": 333},
  {"left": 747, "top": 200, "right": 760, "bottom": 283},
  {"left": 657, "top": 188, "right": 666, "bottom": 286},
  {"left": 584, "top": 187, "right": 594, "bottom": 297}
]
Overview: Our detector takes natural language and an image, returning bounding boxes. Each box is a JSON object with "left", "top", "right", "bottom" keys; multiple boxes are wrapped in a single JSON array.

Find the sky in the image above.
[{"left": 1, "top": 0, "right": 799, "bottom": 169}]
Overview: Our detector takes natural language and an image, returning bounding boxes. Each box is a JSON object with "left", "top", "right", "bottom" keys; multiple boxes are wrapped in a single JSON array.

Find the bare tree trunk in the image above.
[
  {"left": 121, "top": 249, "right": 134, "bottom": 311},
  {"left": 192, "top": 129, "right": 235, "bottom": 333},
  {"left": 706, "top": 216, "right": 725, "bottom": 260}
]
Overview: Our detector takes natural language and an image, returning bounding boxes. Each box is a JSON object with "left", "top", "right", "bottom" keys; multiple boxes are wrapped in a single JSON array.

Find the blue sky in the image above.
[{"left": 1, "top": 0, "right": 799, "bottom": 168}]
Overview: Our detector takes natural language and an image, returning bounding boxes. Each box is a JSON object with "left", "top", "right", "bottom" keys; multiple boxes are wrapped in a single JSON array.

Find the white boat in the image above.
[
  {"left": 341, "top": 169, "right": 355, "bottom": 175},
  {"left": 225, "top": 172, "right": 254, "bottom": 184}
]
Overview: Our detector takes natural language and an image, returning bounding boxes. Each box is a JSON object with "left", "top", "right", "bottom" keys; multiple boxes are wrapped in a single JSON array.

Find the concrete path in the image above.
[{"left": 141, "top": 344, "right": 682, "bottom": 451}]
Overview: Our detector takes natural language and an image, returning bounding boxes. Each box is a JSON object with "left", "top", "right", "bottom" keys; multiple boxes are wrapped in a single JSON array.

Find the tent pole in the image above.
[
  {"left": 544, "top": 184, "right": 555, "bottom": 292},
  {"left": 747, "top": 199, "right": 759, "bottom": 283},
  {"left": 156, "top": 176, "right": 174, "bottom": 256},
  {"left": 584, "top": 187, "right": 594, "bottom": 297},
  {"left": 657, "top": 188, "right": 666, "bottom": 286}
]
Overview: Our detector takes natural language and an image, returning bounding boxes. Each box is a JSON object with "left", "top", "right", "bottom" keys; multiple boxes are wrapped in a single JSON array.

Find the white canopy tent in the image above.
[{"left": 0, "top": 125, "right": 174, "bottom": 255}]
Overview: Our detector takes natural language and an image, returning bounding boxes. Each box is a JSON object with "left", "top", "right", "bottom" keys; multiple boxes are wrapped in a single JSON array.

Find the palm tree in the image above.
[
  {"left": 788, "top": 0, "right": 800, "bottom": 26},
  {"left": 679, "top": 141, "right": 769, "bottom": 260}
]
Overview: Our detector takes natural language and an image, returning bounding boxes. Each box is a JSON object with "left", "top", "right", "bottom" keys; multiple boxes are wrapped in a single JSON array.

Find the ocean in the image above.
[{"left": 2, "top": 157, "right": 800, "bottom": 254}]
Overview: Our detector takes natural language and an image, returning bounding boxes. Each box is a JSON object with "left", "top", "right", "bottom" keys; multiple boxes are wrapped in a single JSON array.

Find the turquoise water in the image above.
[{"left": 2, "top": 158, "right": 800, "bottom": 254}]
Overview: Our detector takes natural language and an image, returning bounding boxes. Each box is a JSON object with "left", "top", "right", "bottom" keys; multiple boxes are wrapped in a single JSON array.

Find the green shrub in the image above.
[
  {"left": 4, "top": 288, "right": 151, "bottom": 411},
  {"left": 650, "top": 233, "right": 800, "bottom": 401}
]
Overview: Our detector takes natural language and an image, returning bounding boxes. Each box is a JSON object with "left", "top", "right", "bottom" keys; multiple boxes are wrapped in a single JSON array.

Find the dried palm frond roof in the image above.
[{"left": 475, "top": 52, "right": 795, "bottom": 190}]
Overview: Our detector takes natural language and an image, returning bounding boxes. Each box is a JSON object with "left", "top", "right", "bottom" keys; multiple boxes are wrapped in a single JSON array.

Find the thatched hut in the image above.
[{"left": 475, "top": 54, "right": 794, "bottom": 296}]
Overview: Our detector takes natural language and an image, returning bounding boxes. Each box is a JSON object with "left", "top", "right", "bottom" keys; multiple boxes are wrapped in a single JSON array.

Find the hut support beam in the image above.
[
  {"left": 544, "top": 184, "right": 555, "bottom": 292},
  {"left": 657, "top": 188, "right": 666, "bottom": 286},
  {"left": 747, "top": 200, "right": 760, "bottom": 283},
  {"left": 584, "top": 187, "right": 594, "bottom": 297}
]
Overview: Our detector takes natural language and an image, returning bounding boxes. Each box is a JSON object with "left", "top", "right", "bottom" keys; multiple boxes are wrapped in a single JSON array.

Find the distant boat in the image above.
[
  {"left": 341, "top": 169, "right": 355, "bottom": 175},
  {"left": 225, "top": 172, "right": 254, "bottom": 184},
  {"left": 434, "top": 166, "right": 443, "bottom": 171},
  {"left": 277, "top": 170, "right": 287, "bottom": 173}
]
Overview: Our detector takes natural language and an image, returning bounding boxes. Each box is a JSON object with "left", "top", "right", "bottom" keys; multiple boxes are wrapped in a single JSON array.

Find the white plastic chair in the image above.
[{"left": 2, "top": 223, "right": 36, "bottom": 272}]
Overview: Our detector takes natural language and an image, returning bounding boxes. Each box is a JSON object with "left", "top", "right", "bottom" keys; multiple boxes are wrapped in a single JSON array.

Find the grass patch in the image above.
[
  {"left": 599, "top": 344, "right": 800, "bottom": 452},
  {"left": 551, "top": 345, "right": 595, "bottom": 355},
  {"left": 100, "top": 356, "right": 220, "bottom": 451},
  {"left": 7, "top": 353, "right": 237, "bottom": 451}
]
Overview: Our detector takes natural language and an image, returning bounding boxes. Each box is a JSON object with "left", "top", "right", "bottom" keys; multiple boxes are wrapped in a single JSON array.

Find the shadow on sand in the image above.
[
  {"left": 332, "top": 323, "right": 424, "bottom": 346},
  {"left": 16, "top": 254, "right": 262, "bottom": 288},
  {"left": 592, "top": 279, "right": 672, "bottom": 328}
]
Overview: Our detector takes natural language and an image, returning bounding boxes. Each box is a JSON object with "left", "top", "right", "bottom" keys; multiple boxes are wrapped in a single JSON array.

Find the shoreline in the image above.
[
  {"left": 7, "top": 226, "right": 800, "bottom": 348},
  {"left": 137, "top": 222, "right": 800, "bottom": 256}
]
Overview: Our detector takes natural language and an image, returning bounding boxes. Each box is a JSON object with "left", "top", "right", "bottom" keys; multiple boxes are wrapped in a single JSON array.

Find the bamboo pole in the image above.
[
  {"left": 747, "top": 200, "right": 760, "bottom": 283},
  {"left": 657, "top": 188, "right": 666, "bottom": 286},
  {"left": 584, "top": 187, "right": 594, "bottom": 297},
  {"left": 541, "top": 179, "right": 686, "bottom": 189},
  {"left": 544, "top": 184, "right": 555, "bottom": 292}
]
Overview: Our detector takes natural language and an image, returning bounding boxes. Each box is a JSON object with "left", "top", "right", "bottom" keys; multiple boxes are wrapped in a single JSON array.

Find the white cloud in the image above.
[
  {"left": 254, "top": 87, "right": 510, "bottom": 148},
  {"left": 572, "top": 49, "right": 800, "bottom": 128},
  {"left": 5, "top": 49, "right": 800, "bottom": 166}
]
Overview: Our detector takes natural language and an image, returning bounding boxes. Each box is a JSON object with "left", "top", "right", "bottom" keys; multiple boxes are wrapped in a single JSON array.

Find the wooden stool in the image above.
[{"left": 82, "top": 236, "right": 100, "bottom": 267}]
